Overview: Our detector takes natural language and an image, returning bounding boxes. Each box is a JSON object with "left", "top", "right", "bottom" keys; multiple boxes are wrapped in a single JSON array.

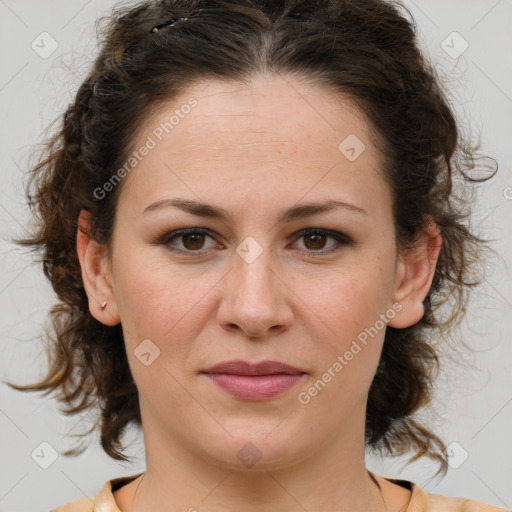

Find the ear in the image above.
[
  {"left": 76, "top": 209, "right": 120, "bottom": 326},
  {"left": 388, "top": 216, "right": 442, "bottom": 329}
]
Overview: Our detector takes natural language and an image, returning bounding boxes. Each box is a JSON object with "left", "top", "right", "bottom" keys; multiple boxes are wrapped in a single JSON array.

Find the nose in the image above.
[{"left": 217, "top": 244, "right": 294, "bottom": 339}]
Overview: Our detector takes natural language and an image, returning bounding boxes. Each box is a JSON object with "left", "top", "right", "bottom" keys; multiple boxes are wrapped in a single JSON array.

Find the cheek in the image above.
[
  {"left": 303, "top": 262, "right": 393, "bottom": 341},
  {"left": 111, "top": 244, "right": 179, "bottom": 336},
  {"left": 112, "top": 245, "right": 220, "bottom": 359},
  {"left": 298, "top": 274, "right": 390, "bottom": 408}
]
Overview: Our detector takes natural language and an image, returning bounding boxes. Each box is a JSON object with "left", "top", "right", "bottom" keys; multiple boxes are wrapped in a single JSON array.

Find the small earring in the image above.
[{"left": 100, "top": 301, "right": 107, "bottom": 309}]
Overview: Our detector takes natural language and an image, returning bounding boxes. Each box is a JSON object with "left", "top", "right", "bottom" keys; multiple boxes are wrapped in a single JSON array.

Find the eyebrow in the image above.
[{"left": 141, "top": 198, "right": 367, "bottom": 222}]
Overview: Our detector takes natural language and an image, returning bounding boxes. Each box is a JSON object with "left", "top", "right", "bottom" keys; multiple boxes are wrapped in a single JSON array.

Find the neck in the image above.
[{"left": 132, "top": 412, "right": 386, "bottom": 512}]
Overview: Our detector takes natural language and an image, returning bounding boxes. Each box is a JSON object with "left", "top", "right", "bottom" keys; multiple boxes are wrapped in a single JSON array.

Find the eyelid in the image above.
[
  {"left": 158, "top": 227, "right": 218, "bottom": 253},
  {"left": 158, "top": 227, "right": 352, "bottom": 255},
  {"left": 294, "top": 227, "right": 352, "bottom": 245}
]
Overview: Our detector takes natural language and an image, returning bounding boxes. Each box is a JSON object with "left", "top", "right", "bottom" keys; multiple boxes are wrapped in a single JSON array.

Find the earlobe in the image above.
[
  {"left": 76, "top": 209, "right": 120, "bottom": 326},
  {"left": 388, "top": 217, "right": 442, "bottom": 329}
]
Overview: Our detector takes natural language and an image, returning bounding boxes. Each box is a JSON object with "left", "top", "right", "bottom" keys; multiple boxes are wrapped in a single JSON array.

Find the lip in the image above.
[
  {"left": 201, "top": 360, "right": 306, "bottom": 401},
  {"left": 203, "top": 360, "right": 304, "bottom": 376}
]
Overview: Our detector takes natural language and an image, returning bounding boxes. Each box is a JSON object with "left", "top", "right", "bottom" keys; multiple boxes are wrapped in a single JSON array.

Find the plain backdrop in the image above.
[{"left": 0, "top": 1, "right": 511, "bottom": 511}]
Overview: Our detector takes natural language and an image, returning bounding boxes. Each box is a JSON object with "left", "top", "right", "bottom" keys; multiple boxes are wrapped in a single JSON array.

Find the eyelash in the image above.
[{"left": 158, "top": 227, "right": 352, "bottom": 257}]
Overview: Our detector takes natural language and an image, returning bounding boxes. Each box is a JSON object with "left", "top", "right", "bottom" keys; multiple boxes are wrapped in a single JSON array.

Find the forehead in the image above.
[
  {"left": 118, "top": 73, "right": 391, "bottom": 221},
  {"left": 140, "top": 74, "right": 377, "bottom": 156}
]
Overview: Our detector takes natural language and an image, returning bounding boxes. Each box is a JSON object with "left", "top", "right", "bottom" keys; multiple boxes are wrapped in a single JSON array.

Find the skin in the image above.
[{"left": 77, "top": 74, "right": 442, "bottom": 512}]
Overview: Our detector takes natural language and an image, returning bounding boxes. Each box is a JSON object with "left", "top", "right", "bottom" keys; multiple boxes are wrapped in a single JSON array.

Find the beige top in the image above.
[{"left": 49, "top": 472, "right": 508, "bottom": 511}]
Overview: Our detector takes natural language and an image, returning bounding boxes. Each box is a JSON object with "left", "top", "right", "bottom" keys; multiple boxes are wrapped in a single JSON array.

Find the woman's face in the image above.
[{"left": 81, "top": 74, "right": 438, "bottom": 470}]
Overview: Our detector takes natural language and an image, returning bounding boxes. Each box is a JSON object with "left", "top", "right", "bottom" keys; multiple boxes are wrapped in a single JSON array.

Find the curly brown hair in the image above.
[{"left": 6, "top": 0, "right": 497, "bottom": 476}]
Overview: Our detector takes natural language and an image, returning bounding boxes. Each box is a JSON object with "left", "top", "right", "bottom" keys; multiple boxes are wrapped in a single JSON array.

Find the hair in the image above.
[{"left": 6, "top": 0, "right": 497, "bottom": 476}]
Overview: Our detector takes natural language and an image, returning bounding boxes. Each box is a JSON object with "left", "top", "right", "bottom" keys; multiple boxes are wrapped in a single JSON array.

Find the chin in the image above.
[{"left": 194, "top": 429, "right": 312, "bottom": 473}]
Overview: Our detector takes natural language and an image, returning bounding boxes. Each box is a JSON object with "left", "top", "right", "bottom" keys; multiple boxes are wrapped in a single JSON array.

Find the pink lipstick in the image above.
[{"left": 201, "top": 360, "right": 306, "bottom": 401}]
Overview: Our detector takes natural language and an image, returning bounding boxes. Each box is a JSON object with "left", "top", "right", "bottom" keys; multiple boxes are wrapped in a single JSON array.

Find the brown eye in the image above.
[
  {"left": 159, "top": 227, "right": 351, "bottom": 256},
  {"left": 303, "top": 232, "right": 328, "bottom": 250},
  {"left": 181, "top": 232, "right": 207, "bottom": 250},
  {"left": 160, "top": 228, "right": 217, "bottom": 254},
  {"left": 292, "top": 228, "right": 352, "bottom": 255}
]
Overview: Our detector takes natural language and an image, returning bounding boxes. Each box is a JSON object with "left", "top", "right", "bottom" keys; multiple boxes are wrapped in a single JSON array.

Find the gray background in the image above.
[{"left": 0, "top": 1, "right": 511, "bottom": 511}]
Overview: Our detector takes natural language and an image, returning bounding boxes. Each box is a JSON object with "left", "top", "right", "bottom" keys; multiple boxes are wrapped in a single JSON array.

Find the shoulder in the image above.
[
  {"left": 49, "top": 495, "right": 94, "bottom": 512},
  {"left": 406, "top": 480, "right": 507, "bottom": 511},
  {"left": 421, "top": 489, "right": 508, "bottom": 512},
  {"left": 375, "top": 473, "right": 507, "bottom": 512},
  {"left": 49, "top": 473, "right": 143, "bottom": 512}
]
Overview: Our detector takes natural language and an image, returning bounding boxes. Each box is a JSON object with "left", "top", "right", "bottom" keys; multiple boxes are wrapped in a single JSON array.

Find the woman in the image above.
[{"left": 8, "top": 0, "right": 503, "bottom": 510}]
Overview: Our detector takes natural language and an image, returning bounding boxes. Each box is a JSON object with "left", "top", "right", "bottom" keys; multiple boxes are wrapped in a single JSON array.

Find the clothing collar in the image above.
[{"left": 92, "top": 472, "right": 426, "bottom": 512}]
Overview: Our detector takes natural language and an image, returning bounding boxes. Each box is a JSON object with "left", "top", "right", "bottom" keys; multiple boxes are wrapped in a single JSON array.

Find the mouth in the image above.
[
  {"left": 202, "top": 359, "right": 305, "bottom": 376},
  {"left": 201, "top": 360, "right": 306, "bottom": 401}
]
